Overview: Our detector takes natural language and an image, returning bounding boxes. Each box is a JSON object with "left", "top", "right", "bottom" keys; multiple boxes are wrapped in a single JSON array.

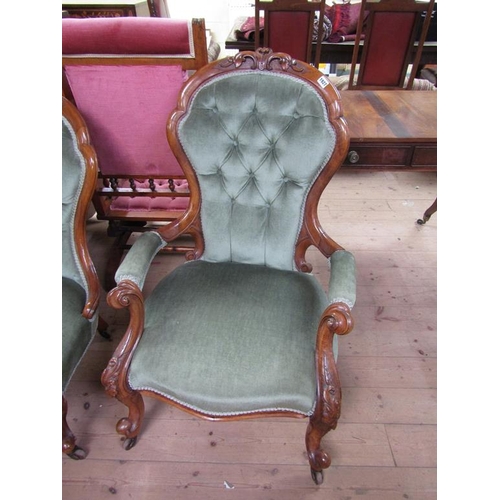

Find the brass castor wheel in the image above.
[
  {"left": 68, "top": 445, "right": 87, "bottom": 460},
  {"left": 310, "top": 468, "right": 324, "bottom": 485},
  {"left": 124, "top": 436, "right": 137, "bottom": 451}
]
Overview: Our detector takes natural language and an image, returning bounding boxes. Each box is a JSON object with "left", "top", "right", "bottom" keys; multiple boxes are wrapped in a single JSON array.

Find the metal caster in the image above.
[
  {"left": 98, "top": 329, "right": 112, "bottom": 341},
  {"left": 68, "top": 445, "right": 87, "bottom": 460},
  {"left": 123, "top": 436, "right": 137, "bottom": 451},
  {"left": 310, "top": 468, "right": 324, "bottom": 485}
]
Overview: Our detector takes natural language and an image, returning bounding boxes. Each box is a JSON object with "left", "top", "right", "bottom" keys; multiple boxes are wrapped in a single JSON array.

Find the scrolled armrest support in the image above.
[
  {"left": 321, "top": 302, "right": 354, "bottom": 336},
  {"left": 306, "top": 301, "right": 354, "bottom": 477},
  {"left": 102, "top": 280, "right": 145, "bottom": 402}
]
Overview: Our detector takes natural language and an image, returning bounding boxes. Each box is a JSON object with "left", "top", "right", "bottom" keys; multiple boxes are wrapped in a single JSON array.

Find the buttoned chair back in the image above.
[{"left": 170, "top": 49, "right": 340, "bottom": 268}]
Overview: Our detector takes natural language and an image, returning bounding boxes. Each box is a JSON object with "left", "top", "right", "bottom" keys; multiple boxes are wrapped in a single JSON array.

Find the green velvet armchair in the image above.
[
  {"left": 101, "top": 48, "right": 356, "bottom": 484},
  {"left": 62, "top": 96, "right": 102, "bottom": 459}
]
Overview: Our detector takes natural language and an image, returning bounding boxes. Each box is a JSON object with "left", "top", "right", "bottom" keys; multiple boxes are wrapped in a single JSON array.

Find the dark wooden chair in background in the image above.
[
  {"left": 62, "top": 17, "right": 210, "bottom": 289},
  {"left": 254, "top": 0, "right": 327, "bottom": 68},
  {"left": 348, "top": 0, "right": 436, "bottom": 90},
  {"left": 101, "top": 48, "right": 356, "bottom": 485}
]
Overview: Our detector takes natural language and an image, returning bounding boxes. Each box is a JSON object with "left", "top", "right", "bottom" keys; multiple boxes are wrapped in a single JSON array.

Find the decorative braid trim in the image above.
[{"left": 129, "top": 381, "right": 314, "bottom": 418}]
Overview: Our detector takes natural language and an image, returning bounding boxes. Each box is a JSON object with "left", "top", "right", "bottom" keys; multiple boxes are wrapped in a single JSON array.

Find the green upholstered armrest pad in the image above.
[
  {"left": 115, "top": 231, "right": 166, "bottom": 289},
  {"left": 328, "top": 250, "right": 356, "bottom": 309}
]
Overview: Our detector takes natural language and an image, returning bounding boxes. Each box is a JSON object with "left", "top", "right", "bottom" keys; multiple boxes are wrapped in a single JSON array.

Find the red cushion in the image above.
[
  {"left": 325, "top": 2, "right": 367, "bottom": 43},
  {"left": 62, "top": 17, "right": 192, "bottom": 55}
]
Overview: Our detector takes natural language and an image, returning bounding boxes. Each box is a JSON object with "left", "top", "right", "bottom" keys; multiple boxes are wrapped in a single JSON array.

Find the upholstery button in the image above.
[{"left": 293, "top": 111, "right": 300, "bottom": 119}]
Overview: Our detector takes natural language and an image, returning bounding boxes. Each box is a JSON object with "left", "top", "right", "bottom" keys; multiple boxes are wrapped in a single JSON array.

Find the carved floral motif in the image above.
[{"left": 220, "top": 48, "right": 304, "bottom": 73}]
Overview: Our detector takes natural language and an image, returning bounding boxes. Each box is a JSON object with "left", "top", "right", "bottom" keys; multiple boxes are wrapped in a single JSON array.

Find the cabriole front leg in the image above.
[
  {"left": 306, "top": 303, "right": 353, "bottom": 485},
  {"left": 101, "top": 280, "right": 146, "bottom": 450}
]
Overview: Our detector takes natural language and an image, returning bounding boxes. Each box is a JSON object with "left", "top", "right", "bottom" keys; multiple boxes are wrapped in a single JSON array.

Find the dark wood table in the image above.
[
  {"left": 339, "top": 90, "right": 437, "bottom": 171},
  {"left": 339, "top": 89, "right": 437, "bottom": 223}
]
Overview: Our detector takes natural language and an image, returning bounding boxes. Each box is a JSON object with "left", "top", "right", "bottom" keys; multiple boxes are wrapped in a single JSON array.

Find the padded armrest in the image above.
[
  {"left": 328, "top": 250, "right": 356, "bottom": 309},
  {"left": 115, "top": 231, "right": 167, "bottom": 289}
]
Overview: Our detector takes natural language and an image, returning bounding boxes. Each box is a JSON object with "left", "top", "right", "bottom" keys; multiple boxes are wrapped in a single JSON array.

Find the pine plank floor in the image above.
[{"left": 62, "top": 169, "right": 437, "bottom": 499}]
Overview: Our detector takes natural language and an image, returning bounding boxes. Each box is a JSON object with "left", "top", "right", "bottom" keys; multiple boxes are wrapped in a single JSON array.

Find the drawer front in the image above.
[
  {"left": 412, "top": 146, "right": 437, "bottom": 167},
  {"left": 343, "top": 146, "right": 413, "bottom": 167}
]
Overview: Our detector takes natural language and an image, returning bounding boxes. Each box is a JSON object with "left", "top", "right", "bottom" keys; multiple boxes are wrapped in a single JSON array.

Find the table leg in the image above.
[{"left": 417, "top": 198, "right": 437, "bottom": 225}]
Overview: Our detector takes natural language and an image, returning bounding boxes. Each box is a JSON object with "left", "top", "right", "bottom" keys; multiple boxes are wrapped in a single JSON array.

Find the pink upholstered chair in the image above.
[{"left": 62, "top": 17, "right": 210, "bottom": 288}]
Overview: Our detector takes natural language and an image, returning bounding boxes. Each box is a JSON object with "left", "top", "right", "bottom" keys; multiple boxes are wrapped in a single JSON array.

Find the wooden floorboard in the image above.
[{"left": 62, "top": 170, "right": 437, "bottom": 499}]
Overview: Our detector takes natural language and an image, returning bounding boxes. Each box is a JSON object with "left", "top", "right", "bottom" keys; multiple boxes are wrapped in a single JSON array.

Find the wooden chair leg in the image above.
[
  {"left": 417, "top": 197, "right": 437, "bottom": 225},
  {"left": 62, "top": 395, "right": 86, "bottom": 459},
  {"left": 306, "top": 305, "right": 353, "bottom": 484},
  {"left": 115, "top": 390, "right": 145, "bottom": 450},
  {"left": 98, "top": 315, "right": 111, "bottom": 341},
  {"left": 104, "top": 229, "right": 133, "bottom": 291},
  {"left": 102, "top": 280, "right": 146, "bottom": 450},
  {"left": 305, "top": 369, "right": 342, "bottom": 485}
]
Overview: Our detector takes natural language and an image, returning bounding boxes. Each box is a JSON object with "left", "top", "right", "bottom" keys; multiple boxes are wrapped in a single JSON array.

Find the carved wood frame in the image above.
[
  {"left": 62, "top": 96, "right": 100, "bottom": 457},
  {"left": 102, "top": 49, "right": 354, "bottom": 483},
  {"left": 62, "top": 96, "right": 100, "bottom": 319}
]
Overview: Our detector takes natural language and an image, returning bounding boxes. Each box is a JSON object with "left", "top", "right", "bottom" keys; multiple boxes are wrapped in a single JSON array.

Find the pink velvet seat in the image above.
[{"left": 62, "top": 17, "right": 210, "bottom": 288}]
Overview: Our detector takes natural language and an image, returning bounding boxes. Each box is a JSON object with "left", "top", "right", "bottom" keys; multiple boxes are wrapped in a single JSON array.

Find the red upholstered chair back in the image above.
[
  {"left": 62, "top": 17, "right": 209, "bottom": 223},
  {"left": 254, "top": 0, "right": 326, "bottom": 68},
  {"left": 349, "top": 0, "right": 435, "bottom": 90}
]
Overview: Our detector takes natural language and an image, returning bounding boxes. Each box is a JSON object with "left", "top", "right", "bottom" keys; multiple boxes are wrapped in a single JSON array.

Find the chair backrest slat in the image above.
[{"left": 349, "top": 0, "right": 436, "bottom": 90}]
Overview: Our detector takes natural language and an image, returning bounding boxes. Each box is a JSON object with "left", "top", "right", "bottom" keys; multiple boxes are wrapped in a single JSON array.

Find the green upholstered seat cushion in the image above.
[
  {"left": 62, "top": 278, "right": 95, "bottom": 392},
  {"left": 128, "top": 260, "right": 332, "bottom": 416}
]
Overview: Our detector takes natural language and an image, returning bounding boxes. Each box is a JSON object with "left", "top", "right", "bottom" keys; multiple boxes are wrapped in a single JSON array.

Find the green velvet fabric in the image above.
[
  {"left": 328, "top": 250, "right": 357, "bottom": 308},
  {"left": 178, "top": 72, "right": 336, "bottom": 271},
  {"left": 62, "top": 117, "right": 87, "bottom": 292},
  {"left": 62, "top": 278, "right": 94, "bottom": 391},
  {"left": 128, "top": 260, "right": 331, "bottom": 416},
  {"left": 62, "top": 115, "right": 97, "bottom": 394},
  {"left": 115, "top": 231, "right": 167, "bottom": 289}
]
